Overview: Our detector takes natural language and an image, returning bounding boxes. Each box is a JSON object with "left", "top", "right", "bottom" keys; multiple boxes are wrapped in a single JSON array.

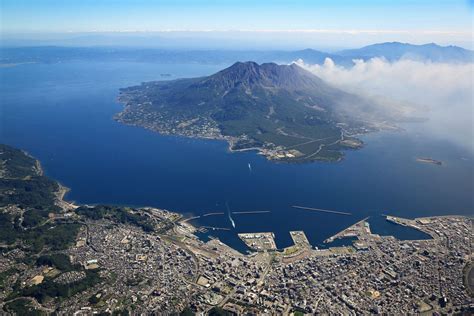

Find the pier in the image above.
[
  {"left": 324, "top": 216, "right": 370, "bottom": 243},
  {"left": 201, "top": 226, "right": 231, "bottom": 231}
]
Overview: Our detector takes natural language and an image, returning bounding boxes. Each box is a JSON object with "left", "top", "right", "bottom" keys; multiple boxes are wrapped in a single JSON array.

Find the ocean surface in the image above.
[{"left": 1, "top": 61, "right": 472, "bottom": 253}]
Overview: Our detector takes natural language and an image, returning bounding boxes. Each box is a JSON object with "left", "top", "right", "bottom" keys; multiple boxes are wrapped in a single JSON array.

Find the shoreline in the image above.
[
  {"left": 114, "top": 112, "right": 347, "bottom": 163},
  {"left": 114, "top": 96, "right": 360, "bottom": 163},
  {"left": 55, "top": 182, "right": 79, "bottom": 210},
  {"left": 23, "top": 148, "right": 79, "bottom": 210}
]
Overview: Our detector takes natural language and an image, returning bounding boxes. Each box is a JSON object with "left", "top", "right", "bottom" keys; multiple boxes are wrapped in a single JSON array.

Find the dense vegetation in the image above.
[
  {"left": 0, "top": 209, "right": 80, "bottom": 253},
  {"left": 0, "top": 144, "right": 38, "bottom": 178},
  {"left": 3, "top": 298, "right": 46, "bottom": 316},
  {"left": 0, "top": 268, "right": 18, "bottom": 290},
  {"left": 11, "top": 269, "right": 101, "bottom": 304},
  {"left": 208, "top": 307, "right": 234, "bottom": 316},
  {"left": 0, "top": 144, "right": 60, "bottom": 212},
  {"left": 0, "top": 145, "right": 78, "bottom": 252},
  {"left": 36, "top": 253, "right": 77, "bottom": 272},
  {"left": 0, "top": 177, "right": 60, "bottom": 210}
]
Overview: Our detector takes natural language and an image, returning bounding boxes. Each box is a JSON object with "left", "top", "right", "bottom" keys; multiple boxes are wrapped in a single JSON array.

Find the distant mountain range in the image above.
[
  {"left": 1, "top": 42, "right": 472, "bottom": 66},
  {"left": 337, "top": 42, "right": 474, "bottom": 63},
  {"left": 116, "top": 61, "right": 405, "bottom": 162}
]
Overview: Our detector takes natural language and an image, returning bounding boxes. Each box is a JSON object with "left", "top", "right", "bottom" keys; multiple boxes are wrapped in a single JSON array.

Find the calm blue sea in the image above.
[{"left": 1, "top": 61, "right": 472, "bottom": 252}]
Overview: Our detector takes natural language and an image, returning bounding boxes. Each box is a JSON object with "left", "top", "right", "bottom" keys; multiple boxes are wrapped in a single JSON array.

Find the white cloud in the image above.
[{"left": 296, "top": 58, "right": 474, "bottom": 153}]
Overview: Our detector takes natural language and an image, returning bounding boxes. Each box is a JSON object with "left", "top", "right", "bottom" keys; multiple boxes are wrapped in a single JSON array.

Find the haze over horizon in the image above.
[{"left": 1, "top": 0, "right": 473, "bottom": 49}]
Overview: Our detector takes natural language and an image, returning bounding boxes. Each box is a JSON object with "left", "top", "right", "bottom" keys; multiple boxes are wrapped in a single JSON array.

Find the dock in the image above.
[
  {"left": 201, "top": 226, "right": 231, "bottom": 231},
  {"left": 289, "top": 231, "right": 311, "bottom": 248},
  {"left": 238, "top": 232, "right": 277, "bottom": 251},
  {"left": 324, "top": 216, "right": 370, "bottom": 243}
]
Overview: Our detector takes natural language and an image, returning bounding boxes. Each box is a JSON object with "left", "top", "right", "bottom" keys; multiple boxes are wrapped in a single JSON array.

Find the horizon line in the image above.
[{"left": 2, "top": 29, "right": 471, "bottom": 36}]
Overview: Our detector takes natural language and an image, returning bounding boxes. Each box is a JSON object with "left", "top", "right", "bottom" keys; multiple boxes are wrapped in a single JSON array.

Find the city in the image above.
[{"left": 2, "top": 201, "right": 472, "bottom": 314}]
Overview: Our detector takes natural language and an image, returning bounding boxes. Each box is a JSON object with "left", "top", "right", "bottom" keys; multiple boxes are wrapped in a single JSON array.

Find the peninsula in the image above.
[{"left": 116, "top": 62, "right": 401, "bottom": 162}]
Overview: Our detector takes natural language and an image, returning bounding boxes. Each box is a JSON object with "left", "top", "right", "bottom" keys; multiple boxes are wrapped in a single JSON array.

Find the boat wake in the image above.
[{"left": 226, "top": 201, "right": 236, "bottom": 228}]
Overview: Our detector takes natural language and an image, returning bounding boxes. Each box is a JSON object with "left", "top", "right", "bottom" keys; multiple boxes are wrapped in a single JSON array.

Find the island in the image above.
[
  {"left": 416, "top": 157, "right": 443, "bottom": 165},
  {"left": 0, "top": 143, "right": 472, "bottom": 315},
  {"left": 116, "top": 62, "right": 404, "bottom": 163}
]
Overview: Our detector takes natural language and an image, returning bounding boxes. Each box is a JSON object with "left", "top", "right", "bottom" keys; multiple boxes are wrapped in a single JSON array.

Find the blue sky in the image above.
[{"left": 1, "top": 0, "right": 472, "bottom": 48}]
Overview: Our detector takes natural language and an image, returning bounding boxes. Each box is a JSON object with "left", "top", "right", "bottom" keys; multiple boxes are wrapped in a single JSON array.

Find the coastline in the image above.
[
  {"left": 114, "top": 95, "right": 362, "bottom": 163},
  {"left": 28, "top": 151, "right": 80, "bottom": 211},
  {"left": 55, "top": 182, "right": 79, "bottom": 211},
  {"left": 114, "top": 109, "right": 350, "bottom": 163}
]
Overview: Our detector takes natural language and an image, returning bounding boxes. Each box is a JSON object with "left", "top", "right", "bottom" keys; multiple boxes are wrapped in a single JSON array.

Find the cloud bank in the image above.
[{"left": 296, "top": 58, "right": 474, "bottom": 153}]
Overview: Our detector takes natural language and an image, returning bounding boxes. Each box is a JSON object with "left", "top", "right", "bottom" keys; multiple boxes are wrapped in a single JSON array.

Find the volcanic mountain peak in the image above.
[{"left": 197, "top": 61, "right": 325, "bottom": 91}]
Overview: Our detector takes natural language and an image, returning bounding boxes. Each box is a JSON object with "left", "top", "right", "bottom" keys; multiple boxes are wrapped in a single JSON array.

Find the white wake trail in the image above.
[{"left": 226, "top": 201, "right": 236, "bottom": 228}]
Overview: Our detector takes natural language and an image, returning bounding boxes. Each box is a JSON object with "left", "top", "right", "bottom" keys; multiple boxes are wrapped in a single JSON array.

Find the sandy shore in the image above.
[{"left": 55, "top": 183, "right": 79, "bottom": 211}]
